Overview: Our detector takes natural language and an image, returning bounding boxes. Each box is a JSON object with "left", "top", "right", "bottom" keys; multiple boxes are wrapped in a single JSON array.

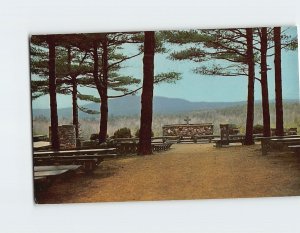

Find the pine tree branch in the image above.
[
  {"left": 211, "top": 41, "right": 246, "bottom": 57},
  {"left": 108, "top": 72, "right": 181, "bottom": 98},
  {"left": 79, "top": 51, "right": 88, "bottom": 66},
  {"left": 78, "top": 105, "right": 100, "bottom": 114},
  {"left": 255, "top": 77, "right": 261, "bottom": 82},
  {"left": 107, "top": 52, "right": 142, "bottom": 69}
]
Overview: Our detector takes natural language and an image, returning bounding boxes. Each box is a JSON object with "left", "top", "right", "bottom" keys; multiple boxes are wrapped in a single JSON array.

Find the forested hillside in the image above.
[
  {"left": 32, "top": 95, "right": 246, "bottom": 118},
  {"left": 33, "top": 102, "right": 300, "bottom": 139}
]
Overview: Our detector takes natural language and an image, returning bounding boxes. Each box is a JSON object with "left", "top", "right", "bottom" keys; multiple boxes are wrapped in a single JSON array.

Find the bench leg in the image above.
[
  {"left": 84, "top": 160, "right": 96, "bottom": 173},
  {"left": 261, "top": 139, "right": 269, "bottom": 155}
]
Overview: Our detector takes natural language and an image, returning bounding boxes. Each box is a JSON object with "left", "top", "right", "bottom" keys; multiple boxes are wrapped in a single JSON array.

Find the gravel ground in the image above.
[{"left": 35, "top": 143, "right": 300, "bottom": 204}]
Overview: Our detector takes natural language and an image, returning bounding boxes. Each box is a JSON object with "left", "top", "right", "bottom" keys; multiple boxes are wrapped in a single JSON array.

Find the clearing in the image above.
[{"left": 35, "top": 143, "right": 300, "bottom": 204}]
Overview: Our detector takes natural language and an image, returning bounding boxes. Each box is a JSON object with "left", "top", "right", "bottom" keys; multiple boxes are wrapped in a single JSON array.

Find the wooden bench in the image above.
[
  {"left": 33, "top": 141, "right": 52, "bottom": 151},
  {"left": 34, "top": 153, "right": 116, "bottom": 162},
  {"left": 34, "top": 154, "right": 116, "bottom": 172},
  {"left": 151, "top": 142, "right": 173, "bottom": 152},
  {"left": 42, "top": 159, "right": 99, "bottom": 172},
  {"left": 34, "top": 165, "right": 82, "bottom": 172},
  {"left": 115, "top": 141, "right": 173, "bottom": 154},
  {"left": 150, "top": 136, "right": 179, "bottom": 143},
  {"left": 213, "top": 124, "right": 245, "bottom": 148},
  {"left": 112, "top": 138, "right": 139, "bottom": 144},
  {"left": 162, "top": 136, "right": 181, "bottom": 143},
  {"left": 288, "top": 145, "right": 300, "bottom": 154},
  {"left": 191, "top": 135, "right": 217, "bottom": 143},
  {"left": 162, "top": 135, "right": 217, "bottom": 144},
  {"left": 33, "top": 147, "right": 117, "bottom": 173},
  {"left": 213, "top": 135, "right": 245, "bottom": 148},
  {"left": 74, "top": 159, "right": 97, "bottom": 172},
  {"left": 287, "top": 128, "right": 298, "bottom": 135},
  {"left": 33, "top": 148, "right": 117, "bottom": 156},
  {"left": 33, "top": 135, "right": 48, "bottom": 142},
  {"left": 115, "top": 142, "right": 138, "bottom": 154},
  {"left": 258, "top": 135, "right": 300, "bottom": 155},
  {"left": 34, "top": 165, "right": 82, "bottom": 191},
  {"left": 270, "top": 137, "right": 300, "bottom": 151},
  {"left": 34, "top": 169, "right": 69, "bottom": 178},
  {"left": 112, "top": 136, "right": 182, "bottom": 145},
  {"left": 161, "top": 135, "right": 216, "bottom": 144}
]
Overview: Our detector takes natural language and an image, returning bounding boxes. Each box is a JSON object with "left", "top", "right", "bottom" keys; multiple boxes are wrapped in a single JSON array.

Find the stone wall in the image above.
[
  {"left": 162, "top": 123, "right": 214, "bottom": 137},
  {"left": 49, "top": 125, "right": 76, "bottom": 149}
]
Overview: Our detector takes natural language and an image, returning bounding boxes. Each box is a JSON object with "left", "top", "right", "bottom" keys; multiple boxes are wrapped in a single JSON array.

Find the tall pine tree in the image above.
[
  {"left": 165, "top": 29, "right": 256, "bottom": 143},
  {"left": 259, "top": 27, "right": 271, "bottom": 137},
  {"left": 47, "top": 35, "right": 60, "bottom": 150},
  {"left": 139, "top": 31, "right": 155, "bottom": 155},
  {"left": 244, "top": 28, "right": 255, "bottom": 145},
  {"left": 274, "top": 27, "right": 284, "bottom": 136}
]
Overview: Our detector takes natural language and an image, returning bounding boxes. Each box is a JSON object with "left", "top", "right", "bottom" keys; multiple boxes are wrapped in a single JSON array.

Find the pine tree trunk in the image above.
[
  {"left": 92, "top": 40, "right": 102, "bottom": 144},
  {"left": 72, "top": 76, "right": 79, "bottom": 143},
  {"left": 274, "top": 27, "right": 284, "bottom": 136},
  {"left": 139, "top": 31, "right": 155, "bottom": 155},
  {"left": 260, "top": 27, "right": 271, "bottom": 137},
  {"left": 67, "top": 47, "right": 79, "bottom": 145},
  {"left": 47, "top": 35, "right": 60, "bottom": 150},
  {"left": 99, "top": 36, "right": 108, "bottom": 143},
  {"left": 244, "top": 28, "right": 255, "bottom": 145}
]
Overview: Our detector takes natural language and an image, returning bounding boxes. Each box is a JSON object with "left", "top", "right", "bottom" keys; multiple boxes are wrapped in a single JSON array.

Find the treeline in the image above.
[
  {"left": 31, "top": 32, "right": 180, "bottom": 154},
  {"left": 31, "top": 27, "right": 298, "bottom": 154},
  {"left": 33, "top": 102, "right": 300, "bottom": 139}
]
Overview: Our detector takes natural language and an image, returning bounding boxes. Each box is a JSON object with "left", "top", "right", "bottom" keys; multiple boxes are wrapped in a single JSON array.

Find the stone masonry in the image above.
[
  {"left": 49, "top": 125, "right": 76, "bottom": 149},
  {"left": 162, "top": 123, "right": 214, "bottom": 137}
]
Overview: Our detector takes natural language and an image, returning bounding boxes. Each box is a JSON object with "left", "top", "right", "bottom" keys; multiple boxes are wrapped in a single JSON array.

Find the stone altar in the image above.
[{"left": 162, "top": 123, "right": 214, "bottom": 138}]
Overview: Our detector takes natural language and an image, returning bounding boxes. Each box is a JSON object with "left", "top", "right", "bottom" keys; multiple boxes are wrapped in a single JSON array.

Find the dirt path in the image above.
[{"left": 36, "top": 144, "right": 300, "bottom": 204}]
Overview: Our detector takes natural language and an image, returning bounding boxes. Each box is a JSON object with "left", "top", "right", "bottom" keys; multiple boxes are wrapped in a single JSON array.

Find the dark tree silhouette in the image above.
[
  {"left": 87, "top": 33, "right": 143, "bottom": 144},
  {"left": 31, "top": 34, "right": 96, "bottom": 147},
  {"left": 99, "top": 36, "right": 109, "bottom": 143},
  {"left": 139, "top": 31, "right": 155, "bottom": 155},
  {"left": 244, "top": 28, "right": 255, "bottom": 145},
  {"left": 166, "top": 29, "right": 256, "bottom": 143},
  {"left": 31, "top": 32, "right": 180, "bottom": 147},
  {"left": 92, "top": 38, "right": 103, "bottom": 142},
  {"left": 274, "top": 27, "right": 284, "bottom": 136},
  {"left": 259, "top": 27, "right": 271, "bottom": 137},
  {"left": 66, "top": 46, "right": 80, "bottom": 144},
  {"left": 90, "top": 32, "right": 179, "bottom": 144},
  {"left": 47, "top": 35, "right": 60, "bottom": 150}
]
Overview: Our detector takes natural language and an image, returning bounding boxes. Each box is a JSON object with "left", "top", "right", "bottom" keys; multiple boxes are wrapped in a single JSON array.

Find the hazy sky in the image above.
[{"left": 32, "top": 27, "right": 299, "bottom": 109}]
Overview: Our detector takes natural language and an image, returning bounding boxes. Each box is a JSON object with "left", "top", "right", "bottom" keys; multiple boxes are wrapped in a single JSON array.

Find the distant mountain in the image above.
[{"left": 32, "top": 95, "right": 298, "bottom": 119}]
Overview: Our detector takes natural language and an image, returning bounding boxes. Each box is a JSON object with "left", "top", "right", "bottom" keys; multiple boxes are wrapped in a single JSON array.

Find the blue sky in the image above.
[{"left": 32, "top": 27, "right": 299, "bottom": 109}]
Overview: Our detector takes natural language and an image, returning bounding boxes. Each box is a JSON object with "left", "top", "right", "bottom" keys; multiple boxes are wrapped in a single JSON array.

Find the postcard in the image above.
[{"left": 31, "top": 26, "right": 300, "bottom": 204}]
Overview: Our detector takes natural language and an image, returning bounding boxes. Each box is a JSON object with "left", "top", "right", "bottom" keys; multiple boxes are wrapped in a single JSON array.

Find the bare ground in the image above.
[{"left": 35, "top": 143, "right": 300, "bottom": 204}]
